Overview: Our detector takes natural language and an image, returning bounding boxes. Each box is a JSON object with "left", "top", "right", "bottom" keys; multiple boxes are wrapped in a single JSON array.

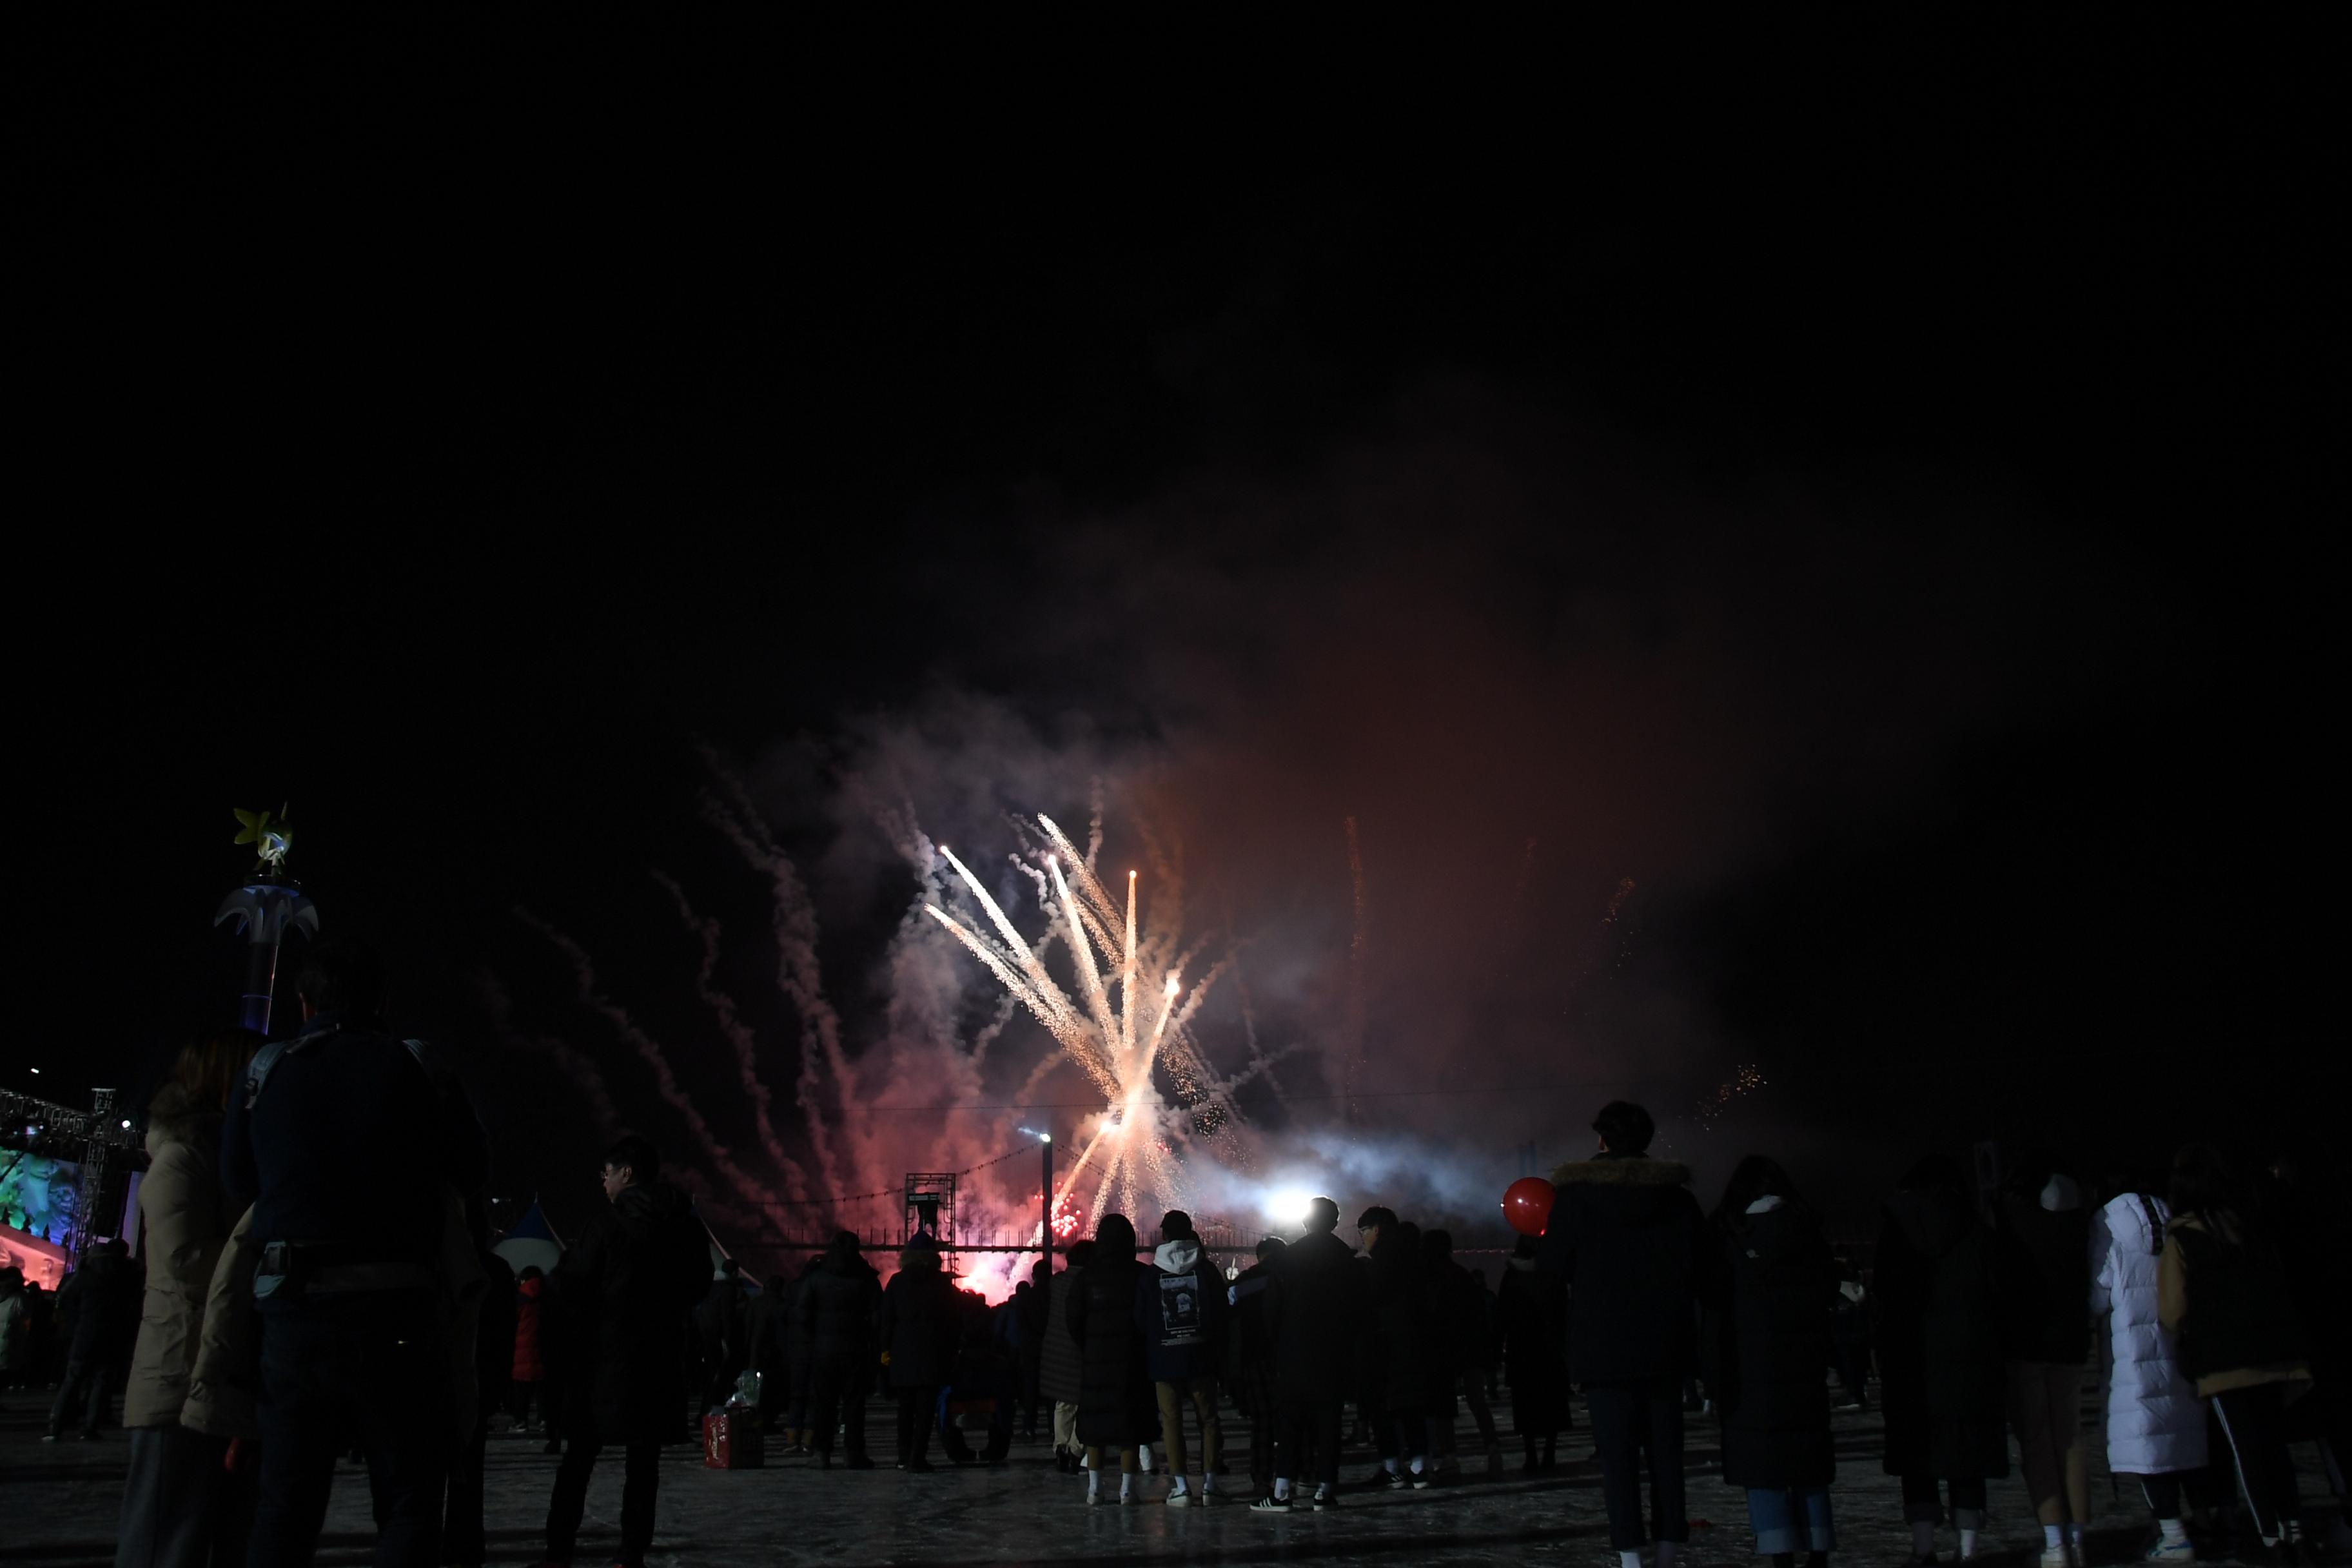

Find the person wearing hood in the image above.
[
  {"left": 1992, "top": 1154, "right": 2094, "bottom": 1567},
  {"left": 1876, "top": 1152, "right": 2007, "bottom": 1567},
  {"left": 1254, "top": 1196, "right": 1367, "bottom": 1513},
  {"left": 1705, "top": 1156, "right": 1839, "bottom": 1568},
  {"left": 2088, "top": 1170, "right": 2208, "bottom": 1562},
  {"left": 1498, "top": 1231, "right": 1569, "bottom": 1472},
  {"left": 797, "top": 1230, "right": 881, "bottom": 1468},
  {"left": 541, "top": 1134, "right": 710, "bottom": 1568},
  {"left": 879, "top": 1233, "right": 957, "bottom": 1470},
  {"left": 1225, "top": 1236, "right": 1286, "bottom": 1498},
  {"left": 1134, "top": 1210, "right": 1226, "bottom": 1505},
  {"left": 1067, "top": 1212, "right": 1157, "bottom": 1503},
  {"left": 1039, "top": 1240, "right": 1094, "bottom": 1472},
  {"left": 113, "top": 1029, "right": 257, "bottom": 1568},
  {"left": 1536, "top": 1100, "right": 1713, "bottom": 1568},
  {"left": 2159, "top": 1142, "right": 2312, "bottom": 1562}
]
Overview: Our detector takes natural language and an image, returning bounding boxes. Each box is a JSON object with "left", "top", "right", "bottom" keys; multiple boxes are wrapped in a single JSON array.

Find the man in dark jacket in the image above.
[
  {"left": 878, "top": 1235, "right": 957, "bottom": 1470},
  {"left": 1424, "top": 1228, "right": 1504, "bottom": 1479},
  {"left": 796, "top": 1230, "right": 881, "bottom": 1468},
  {"left": 1538, "top": 1101, "right": 1712, "bottom": 1565},
  {"left": 221, "top": 939, "right": 489, "bottom": 1568},
  {"left": 542, "top": 1134, "right": 709, "bottom": 1568},
  {"left": 1135, "top": 1210, "right": 1226, "bottom": 1505},
  {"left": 1226, "top": 1237, "right": 1285, "bottom": 1497},
  {"left": 1253, "top": 1197, "right": 1367, "bottom": 1512},
  {"left": 44, "top": 1239, "right": 141, "bottom": 1440}
]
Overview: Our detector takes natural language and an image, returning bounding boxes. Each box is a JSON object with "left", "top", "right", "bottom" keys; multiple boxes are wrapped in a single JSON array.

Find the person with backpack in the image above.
[
  {"left": 219, "top": 939, "right": 488, "bottom": 1568},
  {"left": 2088, "top": 1173, "right": 2208, "bottom": 1562},
  {"left": 1135, "top": 1210, "right": 1226, "bottom": 1505},
  {"left": 540, "top": 1134, "right": 709, "bottom": 1568},
  {"left": 2161, "top": 1142, "right": 2313, "bottom": 1562}
]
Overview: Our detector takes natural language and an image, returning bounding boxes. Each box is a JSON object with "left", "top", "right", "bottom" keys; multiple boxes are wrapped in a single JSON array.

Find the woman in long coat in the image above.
[
  {"left": 1876, "top": 1153, "right": 2008, "bottom": 1567},
  {"left": 2089, "top": 1181, "right": 2206, "bottom": 1560},
  {"left": 1065, "top": 1213, "right": 1155, "bottom": 1503},
  {"left": 1707, "top": 1156, "right": 1838, "bottom": 1567},
  {"left": 117, "top": 1030, "right": 255, "bottom": 1568},
  {"left": 1037, "top": 1240, "right": 1094, "bottom": 1471},
  {"left": 1496, "top": 1233, "right": 1569, "bottom": 1471}
]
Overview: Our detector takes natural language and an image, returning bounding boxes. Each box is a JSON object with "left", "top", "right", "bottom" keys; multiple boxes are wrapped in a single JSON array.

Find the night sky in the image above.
[{"left": 14, "top": 15, "right": 2340, "bottom": 1248}]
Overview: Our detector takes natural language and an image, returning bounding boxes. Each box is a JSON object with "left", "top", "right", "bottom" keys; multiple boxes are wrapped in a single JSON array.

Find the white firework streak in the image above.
[{"left": 926, "top": 812, "right": 1266, "bottom": 1225}]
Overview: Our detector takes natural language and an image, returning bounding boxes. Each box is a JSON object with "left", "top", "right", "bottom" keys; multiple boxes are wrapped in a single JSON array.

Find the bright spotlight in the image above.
[
  {"left": 1040, "top": 1133, "right": 1052, "bottom": 1144},
  {"left": 1263, "top": 1188, "right": 1313, "bottom": 1225}
]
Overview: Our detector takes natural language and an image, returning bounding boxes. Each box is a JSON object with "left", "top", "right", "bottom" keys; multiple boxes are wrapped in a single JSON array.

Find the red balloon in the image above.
[{"left": 1502, "top": 1176, "right": 1555, "bottom": 1237}]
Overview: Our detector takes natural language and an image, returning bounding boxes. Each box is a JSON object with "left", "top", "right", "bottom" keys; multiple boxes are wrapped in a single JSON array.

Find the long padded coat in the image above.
[
  {"left": 2088, "top": 1191, "right": 2206, "bottom": 1476},
  {"left": 1066, "top": 1252, "right": 1157, "bottom": 1446},
  {"left": 1709, "top": 1199, "right": 1838, "bottom": 1491},
  {"left": 1876, "top": 1186, "right": 2009, "bottom": 1482}
]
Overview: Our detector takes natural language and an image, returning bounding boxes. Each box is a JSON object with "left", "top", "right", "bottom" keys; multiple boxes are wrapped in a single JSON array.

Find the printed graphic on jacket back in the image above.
[{"left": 1159, "top": 1274, "right": 1204, "bottom": 1342}]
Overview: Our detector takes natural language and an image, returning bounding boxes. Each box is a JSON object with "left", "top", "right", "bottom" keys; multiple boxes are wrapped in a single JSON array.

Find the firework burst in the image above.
[{"left": 924, "top": 814, "right": 1251, "bottom": 1231}]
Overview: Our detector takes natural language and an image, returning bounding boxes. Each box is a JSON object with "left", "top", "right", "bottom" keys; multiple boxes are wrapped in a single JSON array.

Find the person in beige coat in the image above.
[{"left": 116, "top": 1030, "right": 257, "bottom": 1568}]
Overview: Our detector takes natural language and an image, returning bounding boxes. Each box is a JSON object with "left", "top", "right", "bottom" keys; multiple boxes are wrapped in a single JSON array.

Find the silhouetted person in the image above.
[
  {"left": 1039, "top": 1240, "right": 1094, "bottom": 1472},
  {"left": 1538, "top": 1101, "right": 1712, "bottom": 1568},
  {"left": 1992, "top": 1151, "right": 2093, "bottom": 1566},
  {"left": 2161, "top": 1142, "right": 2312, "bottom": 1561},
  {"left": 694, "top": 1256, "right": 749, "bottom": 1415},
  {"left": 444, "top": 1246, "right": 514, "bottom": 1568},
  {"left": 1877, "top": 1152, "right": 2008, "bottom": 1566},
  {"left": 1367, "top": 1217, "right": 1436, "bottom": 1487},
  {"left": 1498, "top": 1231, "right": 1569, "bottom": 1471},
  {"left": 48, "top": 1240, "right": 142, "bottom": 1441},
  {"left": 796, "top": 1230, "right": 880, "bottom": 1468},
  {"left": 1706, "top": 1155, "right": 1839, "bottom": 1568},
  {"left": 1423, "top": 1228, "right": 1504, "bottom": 1479},
  {"left": 1225, "top": 1237, "right": 1286, "bottom": 1497},
  {"left": 1067, "top": 1213, "right": 1155, "bottom": 1502},
  {"left": 541, "top": 1135, "right": 708, "bottom": 1568},
  {"left": 879, "top": 1234, "right": 957, "bottom": 1471},
  {"left": 1253, "top": 1196, "right": 1367, "bottom": 1512},
  {"left": 220, "top": 939, "right": 487, "bottom": 1568}
]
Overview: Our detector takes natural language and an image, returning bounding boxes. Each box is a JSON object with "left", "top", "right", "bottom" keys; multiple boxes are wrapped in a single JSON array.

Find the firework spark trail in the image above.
[
  {"left": 926, "top": 812, "right": 1262, "bottom": 1224},
  {"left": 653, "top": 870, "right": 810, "bottom": 1202},
  {"left": 1696, "top": 1063, "right": 1767, "bottom": 1126},
  {"left": 478, "top": 974, "right": 625, "bottom": 1134},
  {"left": 515, "top": 909, "right": 776, "bottom": 1210},
  {"left": 697, "top": 767, "right": 855, "bottom": 1197}
]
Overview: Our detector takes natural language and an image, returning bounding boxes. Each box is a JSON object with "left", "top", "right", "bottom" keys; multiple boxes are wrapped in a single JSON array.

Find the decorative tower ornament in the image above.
[{"left": 213, "top": 805, "right": 318, "bottom": 1035}]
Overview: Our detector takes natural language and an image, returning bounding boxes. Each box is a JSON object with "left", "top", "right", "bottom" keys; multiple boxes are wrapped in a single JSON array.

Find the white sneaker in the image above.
[
  {"left": 2142, "top": 1539, "right": 2194, "bottom": 1562},
  {"left": 1166, "top": 1485, "right": 1191, "bottom": 1507}
]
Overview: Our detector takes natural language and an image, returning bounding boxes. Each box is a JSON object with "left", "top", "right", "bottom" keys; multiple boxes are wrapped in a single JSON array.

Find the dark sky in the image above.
[{"left": 13, "top": 15, "right": 2340, "bottom": 1241}]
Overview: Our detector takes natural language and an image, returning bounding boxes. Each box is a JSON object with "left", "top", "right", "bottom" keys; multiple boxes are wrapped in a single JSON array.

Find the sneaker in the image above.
[
  {"left": 1248, "top": 1493, "right": 1292, "bottom": 1513},
  {"left": 1409, "top": 1465, "right": 1431, "bottom": 1490},
  {"left": 1166, "top": 1486, "right": 1191, "bottom": 1507},
  {"left": 1312, "top": 1487, "right": 1337, "bottom": 1511},
  {"left": 41, "top": 1433, "right": 61, "bottom": 1444},
  {"left": 2143, "top": 1540, "right": 2195, "bottom": 1562},
  {"left": 2039, "top": 1549, "right": 2070, "bottom": 1568},
  {"left": 1382, "top": 1468, "right": 1409, "bottom": 1491},
  {"left": 1197, "top": 1488, "right": 1219, "bottom": 1507}
]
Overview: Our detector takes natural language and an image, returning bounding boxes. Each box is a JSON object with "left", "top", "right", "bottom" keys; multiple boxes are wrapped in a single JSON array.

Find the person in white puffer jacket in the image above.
[{"left": 2088, "top": 1186, "right": 2208, "bottom": 1561}]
